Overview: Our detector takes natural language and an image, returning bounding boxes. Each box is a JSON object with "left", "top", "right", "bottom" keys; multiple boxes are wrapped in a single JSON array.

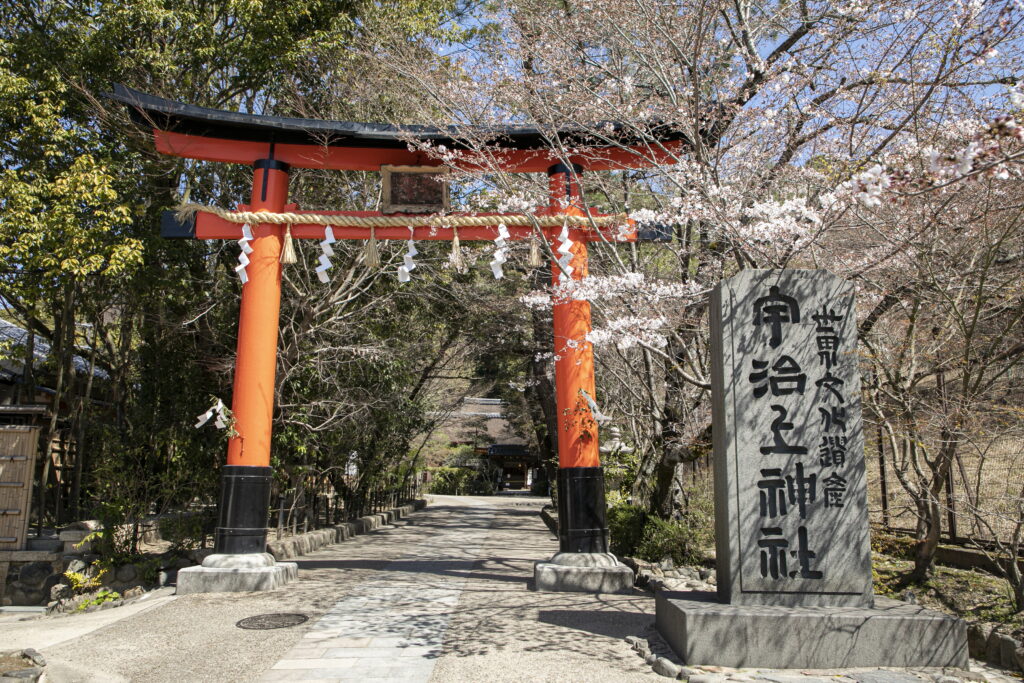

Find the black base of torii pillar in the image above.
[{"left": 556, "top": 466, "right": 609, "bottom": 553}]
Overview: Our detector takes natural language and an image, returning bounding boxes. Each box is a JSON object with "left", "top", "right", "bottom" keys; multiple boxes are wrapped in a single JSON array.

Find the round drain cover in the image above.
[{"left": 236, "top": 613, "right": 309, "bottom": 630}]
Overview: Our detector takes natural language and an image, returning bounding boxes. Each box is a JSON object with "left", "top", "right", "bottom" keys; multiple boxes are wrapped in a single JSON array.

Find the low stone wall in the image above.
[
  {"left": 0, "top": 551, "right": 63, "bottom": 606},
  {"left": 2, "top": 500, "right": 426, "bottom": 607},
  {"left": 266, "top": 499, "right": 426, "bottom": 561}
]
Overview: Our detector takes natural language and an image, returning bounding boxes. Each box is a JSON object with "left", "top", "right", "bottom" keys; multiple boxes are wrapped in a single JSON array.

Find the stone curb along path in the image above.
[
  {"left": 261, "top": 497, "right": 496, "bottom": 682},
  {"left": 266, "top": 500, "right": 428, "bottom": 561}
]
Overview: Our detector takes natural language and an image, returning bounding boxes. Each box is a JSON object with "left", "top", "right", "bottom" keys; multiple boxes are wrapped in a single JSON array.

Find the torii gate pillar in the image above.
[
  {"left": 177, "top": 159, "right": 298, "bottom": 594},
  {"left": 535, "top": 164, "right": 634, "bottom": 593},
  {"left": 217, "top": 159, "right": 287, "bottom": 554}
]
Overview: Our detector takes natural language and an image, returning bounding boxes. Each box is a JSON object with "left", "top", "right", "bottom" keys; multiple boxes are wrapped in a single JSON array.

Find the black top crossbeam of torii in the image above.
[{"left": 107, "top": 84, "right": 690, "bottom": 173}]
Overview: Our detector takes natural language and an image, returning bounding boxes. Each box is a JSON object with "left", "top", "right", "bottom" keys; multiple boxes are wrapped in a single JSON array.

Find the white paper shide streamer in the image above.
[
  {"left": 555, "top": 222, "right": 574, "bottom": 280},
  {"left": 235, "top": 224, "right": 254, "bottom": 284},
  {"left": 315, "top": 226, "right": 336, "bottom": 283},
  {"left": 490, "top": 223, "right": 511, "bottom": 279},
  {"left": 398, "top": 227, "right": 418, "bottom": 283},
  {"left": 579, "top": 389, "right": 612, "bottom": 425},
  {"left": 195, "top": 398, "right": 230, "bottom": 430}
]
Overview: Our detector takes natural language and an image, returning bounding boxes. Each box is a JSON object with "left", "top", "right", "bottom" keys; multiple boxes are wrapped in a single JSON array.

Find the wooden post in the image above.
[{"left": 878, "top": 421, "right": 891, "bottom": 530}]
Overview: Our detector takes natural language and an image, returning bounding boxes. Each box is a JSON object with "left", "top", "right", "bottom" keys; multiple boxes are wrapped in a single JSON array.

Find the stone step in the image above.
[{"left": 25, "top": 539, "right": 62, "bottom": 552}]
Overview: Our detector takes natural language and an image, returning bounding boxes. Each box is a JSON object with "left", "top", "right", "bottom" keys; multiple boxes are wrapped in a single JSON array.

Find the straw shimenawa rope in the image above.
[{"left": 176, "top": 203, "right": 628, "bottom": 229}]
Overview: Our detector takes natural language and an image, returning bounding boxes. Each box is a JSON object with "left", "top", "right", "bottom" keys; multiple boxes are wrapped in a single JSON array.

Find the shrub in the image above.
[
  {"left": 77, "top": 588, "right": 121, "bottom": 611},
  {"left": 426, "top": 467, "right": 494, "bottom": 495},
  {"left": 636, "top": 516, "right": 709, "bottom": 566},
  {"left": 608, "top": 485, "right": 714, "bottom": 565},
  {"left": 608, "top": 503, "right": 648, "bottom": 557},
  {"left": 64, "top": 566, "right": 106, "bottom": 593},
  {"left": 158, "top": 511, "right": 213, "bottom": 551}
]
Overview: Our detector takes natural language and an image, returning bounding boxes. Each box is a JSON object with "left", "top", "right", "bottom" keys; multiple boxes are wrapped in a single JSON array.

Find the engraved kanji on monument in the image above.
[{"left": 711, "top": 269, "right": 872, "bottom": 607}]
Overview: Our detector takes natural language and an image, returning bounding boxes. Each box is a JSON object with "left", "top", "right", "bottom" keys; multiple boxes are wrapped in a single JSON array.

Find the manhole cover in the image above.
[{"left": 236, "top": 613, "right": 309, "bottom": 630}]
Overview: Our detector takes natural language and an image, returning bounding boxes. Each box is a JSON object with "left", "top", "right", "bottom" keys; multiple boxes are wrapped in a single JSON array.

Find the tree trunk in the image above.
[
  {"left": 70, "top": 321, "right": 98, "bottom": 519},
  {"left": 910, "top": 497, "right": 941, "bottom": 581},
  {"left": 39, "top": 280, "right": 76, "bottom": 535},
  {"left": 526, "top": 305, "right": 558, "bottom": 498},
  {"left": 647, "top": 336, "right": 688, "bottom": 517},
  {"left": 650, "top": 422, "right": 712, "bottom": 519},
  {"left": 20, "top": 327, "right": 36, "bottom": 404},
  {"left": 910, "top": 431, "right": 959, "bottom": 581}
]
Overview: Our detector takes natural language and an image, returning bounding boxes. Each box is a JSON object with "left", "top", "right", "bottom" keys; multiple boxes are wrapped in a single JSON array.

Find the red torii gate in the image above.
[{"left": 111, "top": 85, "right": 684, "bottom": 592}]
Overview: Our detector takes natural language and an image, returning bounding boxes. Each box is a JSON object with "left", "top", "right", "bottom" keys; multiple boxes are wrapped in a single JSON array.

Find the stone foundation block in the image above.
[
  {"left": 656, "top": 591, "right": 968, "bottom": 669},
  {"left": 175, "top": 553, "right": 297, "bottom": 595},
  {"left": 533, "top": 553, "right": 634, "bottom": 594},
  {"left": 354, "top": 516, "right": 377, "bottom": 533}
]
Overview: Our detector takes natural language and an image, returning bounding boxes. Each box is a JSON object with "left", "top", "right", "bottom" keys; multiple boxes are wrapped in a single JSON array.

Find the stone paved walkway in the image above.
[
  {"left": 261, "top": 498, "right": 495, "bottom": 681},
  {"left": 22, "top": 495, "right": 1022, "bottom": 682}
]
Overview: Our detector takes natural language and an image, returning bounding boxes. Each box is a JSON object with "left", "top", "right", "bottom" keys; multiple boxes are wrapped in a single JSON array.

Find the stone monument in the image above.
[{"left": 656, "top": 269, "right": 968, "bottom": 669}]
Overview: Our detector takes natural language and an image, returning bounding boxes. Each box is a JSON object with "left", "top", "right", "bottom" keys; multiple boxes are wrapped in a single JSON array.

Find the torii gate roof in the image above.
[{"left": 108, "top": 84, "right": 687, "bottom": 173}]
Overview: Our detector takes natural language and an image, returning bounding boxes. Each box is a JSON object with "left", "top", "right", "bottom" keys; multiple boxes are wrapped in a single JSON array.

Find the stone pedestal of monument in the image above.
[
  {"left": 176, "top": 553, "right": 297, "bottom": 595},
  {"left": 533, "top": 552, "right": 633, "bottom": 594},
  {"left": 657, "top": 590, "right": 967, "bottom": 669}
]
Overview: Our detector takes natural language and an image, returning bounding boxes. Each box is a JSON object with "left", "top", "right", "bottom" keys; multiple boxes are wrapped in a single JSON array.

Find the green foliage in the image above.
[
  {"left": 426, "top": 466, "right": 494, "bottom": 496},
  {"left": 89, "top": 502, "right": 143, "bottom": 560},
  {"left": 73, "top": 530, "right": 103, "bottom": 552},
  {"left": 76, "top": 588, "right": 121, "bottom": 612},
  {"left": 637, "top": 516, "right": 709, "bottom": 567},
  {"left": 440, "top": 443, "right": 478, "bottom": 467},
  {"left": 158, "top": 512, "right": 212, "bottom": 552},
  {"left": 133, "top": 556, "right": 163, "bottom": 585},
  {"left": 0, "top": 0, "right": 463, "bottom": 534},
  {"left": 608, "top": 502, "right": 649, "bottom": 557},
  {"left": 607, "top": 487, "right": 714, "bottom": 565},
  {"left": 0, "top": 47, "right": 141, "bottom": 287},
  {"left": 63, "top": 566, "right": 105, "bottom": 593}
]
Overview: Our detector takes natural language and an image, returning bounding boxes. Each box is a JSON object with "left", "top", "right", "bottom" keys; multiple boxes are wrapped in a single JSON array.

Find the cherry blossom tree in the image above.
[{"left": 357, "top": 0, "right": 1024, "bottom": 552}]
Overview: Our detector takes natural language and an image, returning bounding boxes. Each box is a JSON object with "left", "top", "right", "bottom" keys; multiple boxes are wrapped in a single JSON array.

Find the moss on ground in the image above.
[{"left": 873, "top": 553, "right": 1024, "bottom": 638}]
